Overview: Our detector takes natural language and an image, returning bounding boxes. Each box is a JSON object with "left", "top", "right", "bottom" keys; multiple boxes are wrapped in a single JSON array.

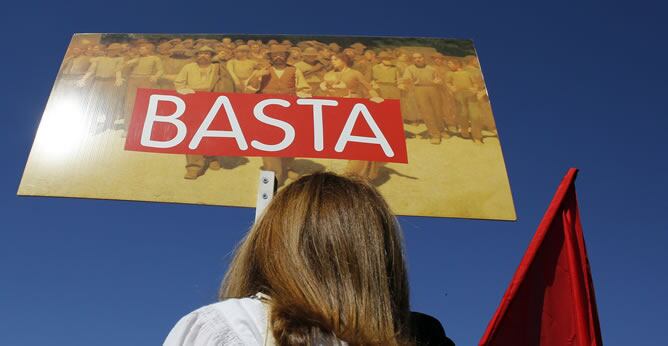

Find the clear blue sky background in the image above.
[{"left": 1, "top": 1, "right": 666, "bottom": 345}]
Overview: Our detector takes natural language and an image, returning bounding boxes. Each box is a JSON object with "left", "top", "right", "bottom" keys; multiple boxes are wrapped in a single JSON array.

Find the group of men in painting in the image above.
[{"left": 55, "top": 36, "right": 496, "bottom": 184}]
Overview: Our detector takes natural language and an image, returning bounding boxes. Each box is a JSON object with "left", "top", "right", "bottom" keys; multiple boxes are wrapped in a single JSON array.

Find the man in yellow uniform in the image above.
[
  {"left": 58, "top": 46, "right": 91, "bottom": 101},
  {"left": 227, "top": 45, "right": 258, "bottom": 93},
  {"left": 220, "top": 37, "right": 234, "bottom": 50},
  {"left": 350, "top": 42, "right": 366, "bottom": 56},
  {"left": 156, "top": 42, "right": 172, "bottom": 68},
  {"left": 213, "top": 48, "right": 235, "bottom": 93},
  {"left": 87, "top": 44, "right": 105, "bottom": 59},
  {"left": 371, "top": 51, "right": 401, "bottom": 100},
  {"left": 287, "top": 47, "right": 302, "bottom": 66},
  {"left": 281, "top": 39, "right": 293, "bottom": 48},
  {"left": 394, "top": 50, "right": 421, "bottom": 124},
  {"left": 431, "top": 52, "right": 457, "bottom": 132},
  {"left": 123, "top": 43, "right": 164, "bottom": 135},
  {"left": 193, "top": 38, "right": 207, "bottom": 50},
  {"left": 77, "top": 43, "right": 126, "bottom": 133},
  {"left": 328, "top": 42, "right": 341, "bottom": 53},
  {"left": 181, "top": 39, "right": 195, "bottom": 56},
  {"left": 318, "top": 46, "right": 334, "bottom": 71},
  {"left": 343, "top": 48, "right": 357, "bottom": 62},
  {"left": 246, "top": 45, "right": 311, "bottom": 186},
  {"left": 446, "top": 59, "right": 480, "bottom": 142},
  {"left": 401, "top": 52, "right": 445, "bottom": 144},
  {"left": 464, "top": 56, "right": 496, "bottom": 137},
  {"left": 293, "top": 47, "right": 325, "bottom": 96},
  {"left": 174, "top": 46, "right": 221, "bottom": 180},
  {"left": 353, "top": 49, "right": 376, "bottom": 81},
  {"left": 121, "top": 43, "right": 136, "bottom": 61},
  {"left": 159, "top": 44, "right": 193, "bottom": 90}
]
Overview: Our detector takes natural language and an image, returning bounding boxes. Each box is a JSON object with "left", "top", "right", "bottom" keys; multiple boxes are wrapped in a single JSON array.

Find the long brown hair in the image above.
[{"left": 220, "top": 172, "right": 412, "bottom": 345}]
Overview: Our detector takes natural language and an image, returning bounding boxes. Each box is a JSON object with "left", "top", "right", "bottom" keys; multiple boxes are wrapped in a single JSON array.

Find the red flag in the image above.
[{"left": 479, "top": 168, "right": 602, "bottom": 346}]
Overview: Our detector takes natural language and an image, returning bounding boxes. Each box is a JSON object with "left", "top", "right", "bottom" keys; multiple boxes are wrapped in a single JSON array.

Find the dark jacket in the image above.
[{"left": 410, "top": 311, "right": 456, "bottom": 346}]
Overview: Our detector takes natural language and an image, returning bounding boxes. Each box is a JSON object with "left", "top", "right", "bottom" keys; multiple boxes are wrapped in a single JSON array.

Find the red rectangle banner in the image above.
[{"left": 124, "top": 89, "right": 408, "bottom": 163}]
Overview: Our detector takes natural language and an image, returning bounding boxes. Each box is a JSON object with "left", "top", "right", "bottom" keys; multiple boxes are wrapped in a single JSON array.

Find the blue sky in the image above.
[{"left": 1, "top": 1, "right": 666, "bottom": 345}]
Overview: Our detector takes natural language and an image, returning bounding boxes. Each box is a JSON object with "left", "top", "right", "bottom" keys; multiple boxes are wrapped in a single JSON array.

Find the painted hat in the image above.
[
  {"left": 302, "top": 47, "right": 320, "bottom": 57},
  {"left": 266, "top": 44, "right": 289, "bottom": 56},
  {"left": 350, "top": 42, "right": 367, "bottom": 49},
  {"left": 431, "top": 52, "right": 446, "bottom": 60},
  {"left": 107, "top": 43, "right": 123, "bottom": 51},
  {"left": 169, "top": 44, "right": 188, "bottom": 55},
  {"left": 328, "top": 42, "right": 342, "bottom": 52},
  {"left": 196, "top": 46, "right": 216, "bottom": 55},
  {"left": 378, "top": 51, "right": 394, "bottom": 60}
]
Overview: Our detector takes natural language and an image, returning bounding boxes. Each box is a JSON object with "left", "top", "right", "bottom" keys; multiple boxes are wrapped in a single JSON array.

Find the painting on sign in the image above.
[{"left": 18, "top": 33, "right": 515, "bottom": 220}]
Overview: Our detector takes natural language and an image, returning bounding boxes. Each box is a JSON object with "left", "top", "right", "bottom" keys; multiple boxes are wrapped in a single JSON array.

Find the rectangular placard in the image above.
[{"left": 18, "top": 33, "right": 516, "bottom": 220}]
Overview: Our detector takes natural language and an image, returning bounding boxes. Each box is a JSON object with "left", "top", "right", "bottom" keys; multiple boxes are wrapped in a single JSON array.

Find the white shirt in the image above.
[
  {"left": 164, "top": 294, "right": 347, "bottom": 346},
  {"left": 164, "top": 296, "right": 268, "bottom": 346}
]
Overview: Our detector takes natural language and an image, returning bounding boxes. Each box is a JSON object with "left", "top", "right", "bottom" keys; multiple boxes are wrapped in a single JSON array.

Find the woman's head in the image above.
[
  {"left": 331, "top": 53, "right": 353, "bottom": 70},
  {"left": 221, "top": 172, "right": 411, "bottom": 345}
]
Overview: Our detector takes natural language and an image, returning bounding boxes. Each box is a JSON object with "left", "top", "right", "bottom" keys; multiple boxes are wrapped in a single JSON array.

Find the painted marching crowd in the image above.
[{"left": 56, "top": 36, "right": 497, "bottom": 184}]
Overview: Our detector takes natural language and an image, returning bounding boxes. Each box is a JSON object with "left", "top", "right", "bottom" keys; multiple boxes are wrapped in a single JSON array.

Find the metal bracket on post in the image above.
[{"left": 255, "top": 170, "right": 277, "bottom": 222}]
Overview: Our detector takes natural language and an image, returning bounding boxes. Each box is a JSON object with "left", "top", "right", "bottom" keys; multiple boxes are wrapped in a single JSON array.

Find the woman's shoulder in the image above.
[{"left": 163, "top": 296, "right": 268, "bottom": 346}]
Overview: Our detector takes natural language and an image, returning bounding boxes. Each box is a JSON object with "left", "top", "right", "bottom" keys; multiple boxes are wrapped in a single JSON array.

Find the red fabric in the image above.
[{"left": 479, "top": 168, "right": 602, "bottom": 346}]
